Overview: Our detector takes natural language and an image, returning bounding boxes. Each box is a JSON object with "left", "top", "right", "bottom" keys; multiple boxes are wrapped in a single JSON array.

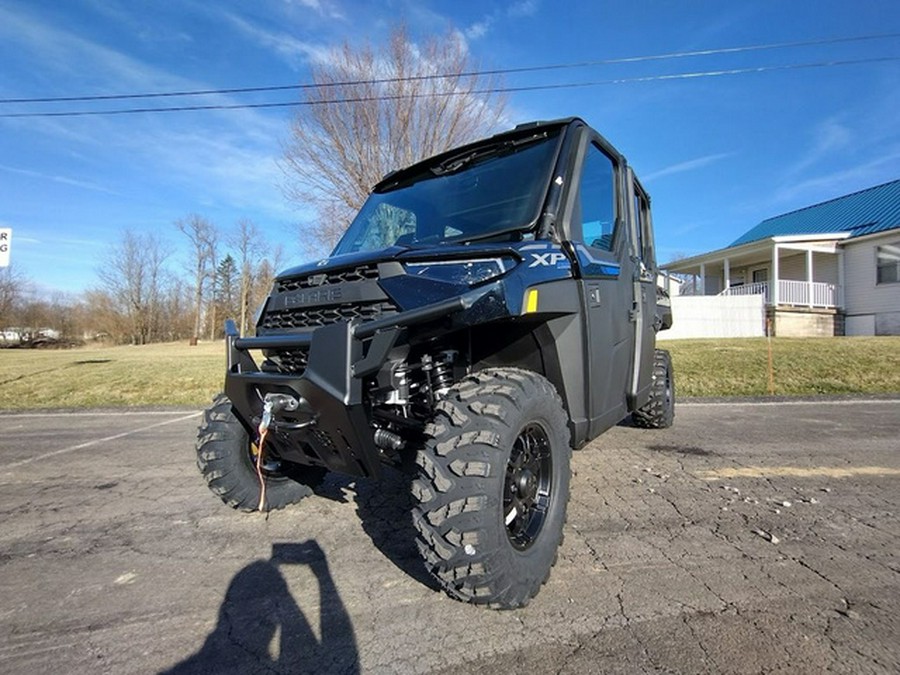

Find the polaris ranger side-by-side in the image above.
[{"left": 196, "top": 117, "right": 674, "bottom": 609}]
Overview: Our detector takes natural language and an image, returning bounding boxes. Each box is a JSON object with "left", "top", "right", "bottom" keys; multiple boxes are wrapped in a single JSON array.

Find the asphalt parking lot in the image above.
[{"left": 1, "top": 398, "right": 898, "bottom": 674}]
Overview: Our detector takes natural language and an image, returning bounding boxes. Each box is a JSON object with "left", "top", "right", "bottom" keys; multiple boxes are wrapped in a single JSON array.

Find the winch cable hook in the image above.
[
  {"left": 255, "top": 398, "right": 275, "bottom": 512},
  {"left": 254, "top": 394, "right": 300, "bottom": 512}
]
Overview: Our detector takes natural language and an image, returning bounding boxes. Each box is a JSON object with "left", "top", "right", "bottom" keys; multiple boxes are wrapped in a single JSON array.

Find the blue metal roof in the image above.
[{"left": 730, "top": 179, "right": 900, "bottom": 246}]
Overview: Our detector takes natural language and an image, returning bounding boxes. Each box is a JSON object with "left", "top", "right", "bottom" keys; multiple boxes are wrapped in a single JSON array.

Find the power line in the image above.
[
  {"left": 1, "top": 32, "right": 898, "bottom": 105},
  {"left": 1, "top": 56, "right": 898, "bottom": 119}
]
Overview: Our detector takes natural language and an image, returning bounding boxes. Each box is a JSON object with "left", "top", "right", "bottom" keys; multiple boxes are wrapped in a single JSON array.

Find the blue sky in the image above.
[{"left": 1, "top": 0, "right": 899, "bottom": 295}]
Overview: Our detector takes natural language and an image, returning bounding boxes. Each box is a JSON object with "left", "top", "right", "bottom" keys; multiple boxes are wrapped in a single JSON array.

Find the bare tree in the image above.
[
  {"left": 231, "top": 219, "right": 265, "bottom": 336},
  {"left": 206, "top": 235, "right": 220, "bottom": 341},
  {"left": 80, "top": 289, "right": 125, "bottom": 341},
  {"left": 251, "top": 253, "right": 283, "bottom": 320},
  {"left": 0, "top": 264, "right": 28, "bottom": 327},
  {"left": 176, "top": 214, "right": 218, "bottom": 344},
  {"left": 281, "top": 25, "right": 506, "bottom": 251},
  {"left": 152, "top": 279, "right": 194, "bottom": 343},
  {"left": 14, "top": 292, "right": 79, "bottom": 342},
  {"left": 97, "top": 230, "right": 169, "bottom": 345}
]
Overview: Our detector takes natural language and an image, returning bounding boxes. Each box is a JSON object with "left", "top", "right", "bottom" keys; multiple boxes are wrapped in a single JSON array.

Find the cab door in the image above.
[
  {"left": 626, "top": 172, "right": 658, "bottom": 408},
  {"left": 564, "top": 133, "right": 636, "bottom": 436}
]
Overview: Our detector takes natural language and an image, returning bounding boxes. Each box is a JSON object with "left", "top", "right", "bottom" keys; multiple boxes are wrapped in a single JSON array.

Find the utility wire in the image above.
[
  {"left": 1, "top": 32, "right": 898, "bottom": 105},
  {"left": 1, "top": 56, "right": 898, "bottom": 119}
]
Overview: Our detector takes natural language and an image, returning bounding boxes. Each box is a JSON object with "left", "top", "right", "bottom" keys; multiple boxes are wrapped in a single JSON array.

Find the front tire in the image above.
[
  {"left": 412, "top": 368, "right": 571, "bottom": 609},
  {"left": 196, "top": 393, "right": 323, "bottom": 512}
]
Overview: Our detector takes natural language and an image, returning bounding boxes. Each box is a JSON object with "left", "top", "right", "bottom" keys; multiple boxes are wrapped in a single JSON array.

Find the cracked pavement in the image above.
[{"left": 0, "top": 398, "right": 898, "bottom": 674}]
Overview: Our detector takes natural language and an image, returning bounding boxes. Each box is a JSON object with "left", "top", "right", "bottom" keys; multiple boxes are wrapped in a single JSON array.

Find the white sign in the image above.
[{"left": 0, "top": 228, "right": 10, "bottom": 267}]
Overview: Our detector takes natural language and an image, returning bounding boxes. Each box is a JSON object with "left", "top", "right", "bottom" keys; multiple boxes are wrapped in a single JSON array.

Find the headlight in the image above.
[{"left": 403, "top": 257, "right": 517, "bottom": 286}]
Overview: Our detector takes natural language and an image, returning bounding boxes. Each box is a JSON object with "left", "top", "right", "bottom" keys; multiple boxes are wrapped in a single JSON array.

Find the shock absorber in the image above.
[
  {"left": 431, "top": 350, "right": 457, "bottom": 398},
  {"left": 388, "top": 362, "right": 411, "bottom": 406}
]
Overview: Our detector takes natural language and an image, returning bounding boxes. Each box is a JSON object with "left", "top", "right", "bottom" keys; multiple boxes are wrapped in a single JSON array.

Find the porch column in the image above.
[
  {"left": 807, "top": 249, "right": 814, "bottom": 308},
  {"left": 771, "top": 245, "right": 780, "bottom": 306},
  {"left": 724, "top": 258, "right": 731, "bottom": 291},
  {"left": 699, "top": 263, "right": 706, "bottom": 295},
  {"left": 837, "top": 248, "right": 845, "bottom": 308}
]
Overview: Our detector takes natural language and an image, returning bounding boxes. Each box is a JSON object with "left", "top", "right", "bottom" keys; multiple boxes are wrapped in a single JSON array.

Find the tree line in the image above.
[{"left": 1, "top": 216, "right": 284, "bottom": 346}]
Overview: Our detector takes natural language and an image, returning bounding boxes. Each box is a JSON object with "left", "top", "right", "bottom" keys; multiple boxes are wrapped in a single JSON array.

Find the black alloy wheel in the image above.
[{"left": 504, "top": 422, "right": 553, "bottom": 550}]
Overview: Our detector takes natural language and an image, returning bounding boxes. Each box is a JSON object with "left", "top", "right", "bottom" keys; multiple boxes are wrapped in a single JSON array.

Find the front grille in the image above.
[
  {"left": 271, "top": 349, "right": 309, "bottom": 372},
  {"left": 276, "top": 265, "right": 380, "bottom": 293},
  {"left": 261, "top": 301, "right": 396, "bottom": 330},
  {"left": 261, "top": 264, "right": 397, "bottom": 374}
]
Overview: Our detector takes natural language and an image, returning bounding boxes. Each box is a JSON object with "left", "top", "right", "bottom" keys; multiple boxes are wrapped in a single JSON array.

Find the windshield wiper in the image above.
[
  {"left": 444, "top": 225, "right": 531, "bottom": 246},
  {"left": 430, "top": 133, "right": 549, "bottom": 176}
]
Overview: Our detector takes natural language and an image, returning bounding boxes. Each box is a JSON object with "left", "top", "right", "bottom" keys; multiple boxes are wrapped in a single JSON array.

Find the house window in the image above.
[
  {"left": 876, "top": 242, "right": 900, "bottom": 284},
  {"left": 752, "top": 268, "right": 769, "bottom": 284}
]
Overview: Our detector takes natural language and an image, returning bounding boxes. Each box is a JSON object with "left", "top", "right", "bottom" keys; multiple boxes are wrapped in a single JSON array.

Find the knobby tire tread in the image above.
[{"left": 412, "top": 368, "right": 571, "bottom": 609}]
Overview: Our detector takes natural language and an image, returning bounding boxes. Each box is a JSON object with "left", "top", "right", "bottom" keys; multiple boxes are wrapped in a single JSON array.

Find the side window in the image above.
[
  {"left": 577, "top": 145, "right": 616, "bottom": 250},
  {"left": 633, "top": 192, "right": 644, "bottom": 259},
  {"left": 634, "top": 187, "right": 653, "bottom": 265}
]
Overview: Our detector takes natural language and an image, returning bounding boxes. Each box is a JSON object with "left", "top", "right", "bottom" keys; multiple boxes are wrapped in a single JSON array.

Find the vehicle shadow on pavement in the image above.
[
  {"left": 353, "top": 463, "right": 443, "bottom": 593},
  {"left": 161, "top": 540, "right": 359, "bottom": 675}
]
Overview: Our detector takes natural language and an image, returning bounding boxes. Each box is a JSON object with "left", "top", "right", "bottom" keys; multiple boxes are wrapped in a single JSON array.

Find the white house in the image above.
[{"left": 663, "top": 179, "right": 900, "bottom": 336}]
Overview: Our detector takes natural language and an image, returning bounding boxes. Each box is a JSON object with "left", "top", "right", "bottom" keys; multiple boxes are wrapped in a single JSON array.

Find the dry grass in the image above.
[
  {"left": 0, "top": 341, "right": 224, "bottom": 410},
  {"left": 662, "top": 336, "right": 900, "bottom": 397},
  {"left": 0, "top": 336, "right": 898, "bottom": 410}
]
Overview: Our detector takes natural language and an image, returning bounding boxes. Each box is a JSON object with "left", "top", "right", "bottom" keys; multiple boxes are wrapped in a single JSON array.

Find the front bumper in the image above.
[{"left": 223, "top": 294, "right": 472, "bottom": 478}]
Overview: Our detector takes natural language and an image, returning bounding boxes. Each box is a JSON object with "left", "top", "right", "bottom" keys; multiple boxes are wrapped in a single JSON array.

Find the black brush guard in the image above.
[{"left": 223, "top": 294, "right": 471, "bottom": 479}]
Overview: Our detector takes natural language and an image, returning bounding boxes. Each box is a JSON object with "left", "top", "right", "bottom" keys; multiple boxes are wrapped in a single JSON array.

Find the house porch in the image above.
[{"left": 665, "top": 236, "right": 848, "bottom": 336}]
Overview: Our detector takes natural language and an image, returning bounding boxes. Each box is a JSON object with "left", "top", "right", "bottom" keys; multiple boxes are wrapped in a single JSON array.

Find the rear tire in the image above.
[
  {"left": 632, "top": 349, "right": 675, "bottom": 429},
  {"left": 196, "top": 393, "right": 323, "bottom": 512},
  {"left": 411, "top": 368, "right": 571, "bottom": 609}
]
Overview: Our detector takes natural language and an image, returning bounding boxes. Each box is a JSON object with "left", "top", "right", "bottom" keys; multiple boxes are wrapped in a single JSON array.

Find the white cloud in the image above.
[
  {"left": 507, "top": 0, "right": 540, "bottom": 18},
  {"left": 220, "top": 11, "right": 337, "bottom": 69},
  {"left": 783, "top": 117, "right": 853, "bottom": 179},
  {"left": 6, "top": 235, "right": 41, "bottom": 245},
  {"left": 286, "top": 0, "right": 345, "bottom": 20},
  {"left": 465, "top": 20, "right": 492, "bottom": 41},
  {"left": 0, "top": 5, "right": 189, "bottom": 93},
  {"left": 642, "top": 153, "right": 732, "bottom": 182},
  {"left": 774, "top": 147, "right": 900, "bottom": 204},
  {"left": 0, "top": 164, "right": 118, "bottom": 195},
  {"left": 463, "top": 1, "right": 540, "bottom": 42},
  {"left": 772, "top": 87, "right": 900, "bottom": 207},
  {"left": 0, "top": 4, "right": 300, "bottom": 221}
]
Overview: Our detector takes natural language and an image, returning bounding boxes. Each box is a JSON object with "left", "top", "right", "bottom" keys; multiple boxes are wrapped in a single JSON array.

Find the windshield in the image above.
[{"left": 332, "top": 129, "right": 562, "bottom": 255}]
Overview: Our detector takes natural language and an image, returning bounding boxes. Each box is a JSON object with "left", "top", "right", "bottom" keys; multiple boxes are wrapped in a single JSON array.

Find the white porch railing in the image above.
[
  {"left": 721, "top": 281, "right": 770, "bottom": 299},
  {"left": 720, "top": 280, "right": 838, "bottom": 308}
]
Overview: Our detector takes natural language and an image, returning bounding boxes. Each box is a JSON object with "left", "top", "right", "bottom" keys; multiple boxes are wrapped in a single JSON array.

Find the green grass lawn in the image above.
[{"left": 0, "top": 337, "right": 898, "bottom": 410}]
